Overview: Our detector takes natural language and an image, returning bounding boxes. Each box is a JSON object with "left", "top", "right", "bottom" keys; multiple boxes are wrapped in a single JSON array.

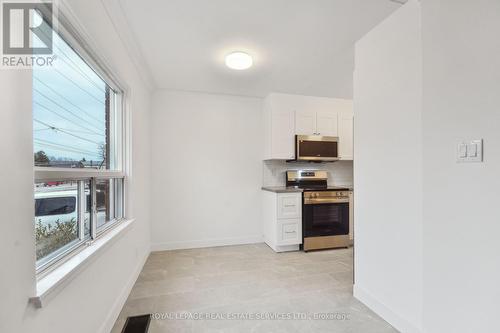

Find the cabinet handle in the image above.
[
  {"left": 285, "top": 231, "right": 296, "bottom": 234},
  {"left": 284, "top": 204, "right": 295, "bottom": 207}
]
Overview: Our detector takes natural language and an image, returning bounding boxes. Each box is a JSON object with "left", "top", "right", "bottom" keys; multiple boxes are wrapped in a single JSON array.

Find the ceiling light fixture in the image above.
[{"left": 225, "top": 52, "right": 253, "bottom": 70}]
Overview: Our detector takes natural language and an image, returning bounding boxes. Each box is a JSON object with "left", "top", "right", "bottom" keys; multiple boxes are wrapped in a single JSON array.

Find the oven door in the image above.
[
  {"left": 303, "top": 199, "right": 349, "bottom": 237},
  {"left": 296, "top": 135, "right": 339, "bottom": 162}
]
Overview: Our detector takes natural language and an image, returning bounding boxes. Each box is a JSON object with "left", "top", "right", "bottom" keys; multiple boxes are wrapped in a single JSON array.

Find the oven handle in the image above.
[{"left": 304, "top": 198, "right": 350, "bottom": 205}]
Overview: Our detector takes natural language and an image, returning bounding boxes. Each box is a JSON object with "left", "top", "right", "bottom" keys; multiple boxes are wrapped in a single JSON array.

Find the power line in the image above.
[
  {"left": 34, "top": 77, "right": 104, "bottom": 125},
  {"left": 48, "top": 47, "right": 105, "bottom": 93},
  {"left": 51, "top": 67, "right": 105, "bottom": 105},
  {"left": 34, "top": 138, "right": 101, "bottom": 157},
  {"left": 34, "top": 143, "right": 102, "bottom": 159},
  {"left": 58, "top": 127, "right": 105, "bottom": 136},
  {"left": 34, "top": 101, "right": 104, "bottom": 137},
  {"left": 34, "top": 27, "right": 106, "bottom": 93},
  {"left": 34, "top": 88, "right": 104, "bottom": 134},
  {"left": 33, "top": 118, "right": 103, "bottom": 145},
  {"left": 54, "top": 51, "right": 105, "bottom": 93},
  {"left": 34, "top": 122, "right": 104, "bottom": 136},
  {"left": 34, "top": 142, "right": 101, "bottom": 158}
]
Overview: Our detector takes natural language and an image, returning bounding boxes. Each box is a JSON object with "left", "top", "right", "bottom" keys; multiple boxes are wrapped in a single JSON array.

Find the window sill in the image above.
[{"left": 30, "top": 218, "right": 135, "bottom": 308}]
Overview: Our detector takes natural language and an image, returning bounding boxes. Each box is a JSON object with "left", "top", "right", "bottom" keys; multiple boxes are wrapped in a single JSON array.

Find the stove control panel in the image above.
[{"left": 304, "top": 191, "right": 349, "bottom": 199}]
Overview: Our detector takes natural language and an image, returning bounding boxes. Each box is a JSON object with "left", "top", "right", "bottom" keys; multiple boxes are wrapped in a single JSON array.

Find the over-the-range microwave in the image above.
[{"left": 293, "top": 135, "right": 339, "bottom": 162}]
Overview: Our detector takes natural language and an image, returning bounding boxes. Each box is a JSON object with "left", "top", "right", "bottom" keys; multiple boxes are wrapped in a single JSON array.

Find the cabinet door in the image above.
[
  {"left": 277, "top": 193, "right": 301, "bottom": 219},
  {"left": 271, "top": 109, "right": 295, "bottom": 159},
  {"left": 277, "top": 219, "right": 302, "bottom": 246},
  {"left": 295, "top": 109, "right": 316, "bottom": 135},
  {"left": 316, "top": 110, "right": 338, "bottom": 136},
  {"left": 339, "top": 112, "right": 354, "bottom": 160}
]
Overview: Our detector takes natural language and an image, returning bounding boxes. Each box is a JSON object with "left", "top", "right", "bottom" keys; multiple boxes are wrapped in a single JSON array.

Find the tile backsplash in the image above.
[{"left": 262, "top": 160, "right": 353, "bottom": 187}]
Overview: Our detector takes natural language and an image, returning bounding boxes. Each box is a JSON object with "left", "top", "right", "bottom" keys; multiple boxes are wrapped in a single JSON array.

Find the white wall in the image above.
[
  {"left": 353, "top": 1, "right": 423, "bottom": 332},
  {"left": 0, "top": 69, "right": 36, "bottom": 333},
  {"left": 0, "top": 1, "right": 152, "bottom": 332},
  {"left": 151, "top": 91, "right": 263, "bottom": 250},
  {"left": 421, "top": 0, "right": 500, "bottom": 332}
]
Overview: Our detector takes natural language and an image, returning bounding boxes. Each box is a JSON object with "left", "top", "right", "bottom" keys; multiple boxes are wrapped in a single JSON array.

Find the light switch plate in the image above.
[
  {"left": 457, "top": 139, "right": 483, "bottom": 163},
  {"left": 458, "top": 143, "right": 467, "bottom": 158},
  {"left": 468, "top": 139, "right": 483, "bottom": 162},
  {"left": 467, "top": 143, "right": 477, "bottom": 157}
]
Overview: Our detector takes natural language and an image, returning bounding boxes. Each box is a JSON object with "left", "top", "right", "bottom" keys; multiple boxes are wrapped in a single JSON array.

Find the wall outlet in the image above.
[{"left": 457, "top": 139, "right": 483, "bottom": 163}]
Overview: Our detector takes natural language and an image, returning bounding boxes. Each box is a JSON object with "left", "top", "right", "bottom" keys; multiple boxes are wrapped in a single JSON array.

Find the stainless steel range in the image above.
[{"left": 286, "top": 170, "right": 350, "bottom": 251}]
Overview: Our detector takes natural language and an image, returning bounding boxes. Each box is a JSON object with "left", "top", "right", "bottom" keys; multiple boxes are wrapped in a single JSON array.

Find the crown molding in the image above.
[
  {"left": 99, "top": 0, "right": 156, "bottom": 92},
  {"left": 57, "top": 0, "right": 155, "bottom": 92}
]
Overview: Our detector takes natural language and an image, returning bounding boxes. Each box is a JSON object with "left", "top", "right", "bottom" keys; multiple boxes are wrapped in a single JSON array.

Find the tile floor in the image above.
[{"left": 111, "top": 244, "right": 397, "bottom": 333}]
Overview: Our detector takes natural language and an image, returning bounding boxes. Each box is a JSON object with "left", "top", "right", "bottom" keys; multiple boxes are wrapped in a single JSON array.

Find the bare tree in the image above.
[{"left": 98, "top": 143, "right": 106, "bottom": 169}]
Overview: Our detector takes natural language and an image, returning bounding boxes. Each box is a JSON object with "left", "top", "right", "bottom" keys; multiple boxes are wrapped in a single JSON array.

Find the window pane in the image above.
[
  {"left": 34, "top": 181, "right": 80, "bottom": 263},
  {"left": 32, "top": 25, "right": 119, "bottom": 170},
  {"left": 84, "top": 181, "right": 91, "bottom": 238},
  {"left": 96, "top": 178, "right": 124, "bottom": 229},
  {"left": 35, "top": 197, "right": 76, "bottom": 216}
]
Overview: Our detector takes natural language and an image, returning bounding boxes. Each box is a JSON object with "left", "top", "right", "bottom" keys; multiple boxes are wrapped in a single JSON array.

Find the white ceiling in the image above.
[{"left": 117, "top": 0, "right": 400, "bottom": 98}]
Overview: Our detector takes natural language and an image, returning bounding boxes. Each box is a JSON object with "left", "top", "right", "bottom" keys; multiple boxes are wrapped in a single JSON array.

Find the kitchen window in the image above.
[{"left": 33, "top": 13, "right": 127, "bottom": 276}]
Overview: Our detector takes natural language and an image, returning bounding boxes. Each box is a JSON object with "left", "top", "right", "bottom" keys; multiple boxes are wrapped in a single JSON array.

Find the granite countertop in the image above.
[{"left": 261, "top": 186, "right": 353, "bottom": 193}]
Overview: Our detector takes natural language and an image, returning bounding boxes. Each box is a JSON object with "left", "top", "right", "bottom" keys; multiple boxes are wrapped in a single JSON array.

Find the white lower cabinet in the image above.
[
  {"left": 277, "top": 219, "right": 301, "bottom": 245},
  {"left": 277, "top": 193, "right": 301, "bottom": 219},
  {"left": 262, "top": 191, "right": 302, "bottom": 252}
]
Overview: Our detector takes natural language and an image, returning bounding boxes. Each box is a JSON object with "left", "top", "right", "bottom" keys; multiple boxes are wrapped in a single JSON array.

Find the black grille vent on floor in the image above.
[{"left": 121, "top": 314, "right": 151, "bottom": 333}]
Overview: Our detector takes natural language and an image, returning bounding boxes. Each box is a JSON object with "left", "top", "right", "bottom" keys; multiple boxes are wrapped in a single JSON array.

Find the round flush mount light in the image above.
[{"left": 225, "top": 52, "right": 253, "bottom": 70}]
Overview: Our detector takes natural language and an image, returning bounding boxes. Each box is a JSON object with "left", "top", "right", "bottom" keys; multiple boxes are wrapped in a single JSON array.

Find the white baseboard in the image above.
[
  {"left": 151, "top": 235, "right": 263, "bottom": 252},
  {"left": 98, "top": 246, "right": 150, "bottom": 333},
  {"left": 353, "top": 284, "right": 422, "bottom": 333}
]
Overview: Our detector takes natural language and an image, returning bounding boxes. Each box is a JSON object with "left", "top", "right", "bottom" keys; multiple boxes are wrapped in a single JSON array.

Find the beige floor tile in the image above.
[{"left": 112, "top": 243, "right": 397, "bottom": 333}]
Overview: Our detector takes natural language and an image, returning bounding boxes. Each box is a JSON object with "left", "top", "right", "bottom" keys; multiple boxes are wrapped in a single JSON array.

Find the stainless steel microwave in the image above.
[{"left": 295, "top": 135, "right": 339, "bottom": 162}]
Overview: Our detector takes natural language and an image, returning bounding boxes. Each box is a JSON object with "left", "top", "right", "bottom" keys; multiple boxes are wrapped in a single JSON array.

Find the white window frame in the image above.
[{"left": 33, "top": 8, "right": 130, "bottom": 277}]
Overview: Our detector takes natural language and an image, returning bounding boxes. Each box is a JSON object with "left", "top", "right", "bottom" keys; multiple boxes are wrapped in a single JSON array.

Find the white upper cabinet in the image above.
[
  {"left": 295, "top": 98, "right": 339, "bottom": 136},
  {"left": 295, "top": 109, "right": 316, "bottom": 135},
  {"left": 339, "top": 111, "right": 354, "bottom": 160},
  {"left": 263, "top": 93, "right": 353, "bottom": 160},
  {"left": 271, "top": 109, "right": 295, "bottom": 159},
  {"left": 337, "top": 99, "right": 354, "bottom": 160},
  {"left": 295, "top": 109, "right": 338, "bottom": 136},
  {"left": 263, "top": 94, "right": 296, "bottom": 160},
  {"left": 316, "top": 110, "right": 338, "bottom": 136}
]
